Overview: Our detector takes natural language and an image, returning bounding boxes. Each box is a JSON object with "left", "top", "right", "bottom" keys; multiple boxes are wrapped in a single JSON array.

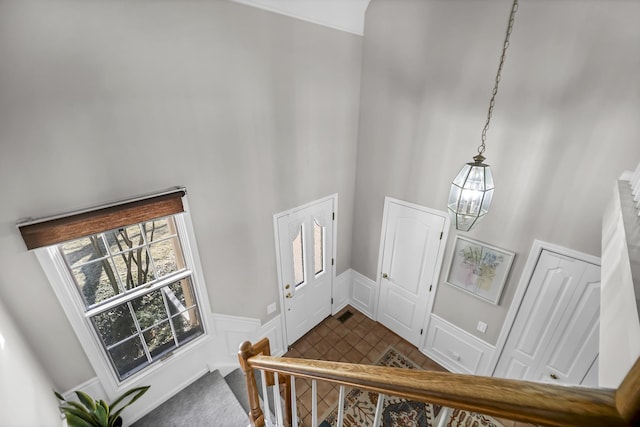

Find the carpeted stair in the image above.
[
  {"left": 132, "top": 370, "right": 249, "bottom": 427},
  {"left": 225, "top": 368, "right": 275, "bottom": 420}
]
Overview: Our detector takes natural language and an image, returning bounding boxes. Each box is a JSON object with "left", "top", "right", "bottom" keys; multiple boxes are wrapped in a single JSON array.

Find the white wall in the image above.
[
  {"left": 0, "top": 297, "right": 61, "bottom": 426},
  {"left": 0, "top": 1, "right": 362, "bottom": 392},
  {"left": 352, "top": 0, "right": 640, "bottom": 345}
]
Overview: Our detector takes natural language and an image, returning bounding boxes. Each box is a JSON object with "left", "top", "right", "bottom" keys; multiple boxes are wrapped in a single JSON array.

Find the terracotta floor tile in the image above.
[
  {"left": 324, "top": 347, "right": 342, "bottom": 362},
  {"left": 280, "top": 306, "right": 447, "bottom": 426},
  {"left": 345, "top": 348, "right": 365, "bottom": 363},
  {"left": 313, "top": 338, "right": 333, "bottom": 356},
  {"left": 334, "top": 339, "right": 352, "bottom": 355}
]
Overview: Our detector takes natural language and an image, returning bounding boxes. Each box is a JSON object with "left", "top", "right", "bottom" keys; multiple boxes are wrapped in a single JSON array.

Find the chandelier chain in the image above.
[{"left": 478, "top": 0, "right": 519, "bottom": 156}]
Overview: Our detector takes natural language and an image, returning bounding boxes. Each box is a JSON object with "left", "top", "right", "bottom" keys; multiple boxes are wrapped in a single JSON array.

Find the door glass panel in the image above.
[
  {"left": 292, "top": 225, "right": 305, "bottom": 287},
  {"left": 314, "top": 219, "right": 324, "bottom": 276}
]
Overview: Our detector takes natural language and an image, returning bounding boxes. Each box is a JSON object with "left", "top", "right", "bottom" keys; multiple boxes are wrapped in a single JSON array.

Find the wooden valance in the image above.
[{"left": 18, "top": 188, "right": 186, "bottom": 250}]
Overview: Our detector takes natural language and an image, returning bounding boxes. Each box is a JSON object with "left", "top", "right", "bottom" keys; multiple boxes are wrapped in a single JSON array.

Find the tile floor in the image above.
[{"left": 282, "top": 305, "right": 534, "bottom": 427}]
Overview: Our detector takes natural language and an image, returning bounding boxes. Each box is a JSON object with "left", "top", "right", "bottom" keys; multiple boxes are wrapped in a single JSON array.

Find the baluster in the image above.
[
  {"left": 261, "top": 370, "right": 272, "bottom": 425},
  {"left": 336, "top": 385, "right": 345, "bottom": 427},
  {"left": 274, "top": 373, "right": 284, "bottom": 426},
  {"left": 290, "top": 375, "right": 298, "bottom": 427},
  {"left": 437, "top": 407, "right": 452, "bottom": 427},
  {"left": 372, "top": 393, "right": 385, "bottom": 427},
  {"left": 283, "top": 375, "right": 292, "bottom": 427},
  {"left": 238, "top": 341, "right": 265, "bottom": 427},
  {"left": 311, "top": 380, "right": 318, "bottom": 427}
]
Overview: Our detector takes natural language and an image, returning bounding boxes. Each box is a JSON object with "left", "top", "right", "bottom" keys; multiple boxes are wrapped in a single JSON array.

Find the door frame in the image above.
[
  {"left": 373, "top": 197, "right": 450, "bottom": 348},
  {"left": 273, "top": 194, "right": 338, "bottom": 347},
  {"left": 488, "top": 239, "right": 601, "bottom": 375}
]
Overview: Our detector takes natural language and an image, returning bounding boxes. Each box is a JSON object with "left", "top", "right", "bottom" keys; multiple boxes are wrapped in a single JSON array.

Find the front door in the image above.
[
  {"left": 494, "top": 249, "right": 600, "bottom": 385},
  {"left": 276, "top": 197, "right": 335, "bottom": 346},
  {"left": 376, "top": 198, "right": 448, "bottom": 346}
]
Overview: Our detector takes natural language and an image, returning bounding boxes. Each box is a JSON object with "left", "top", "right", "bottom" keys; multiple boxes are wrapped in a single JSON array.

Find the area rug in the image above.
[{"left": 319, "top": 347, "right": 503, "bottom": 427}]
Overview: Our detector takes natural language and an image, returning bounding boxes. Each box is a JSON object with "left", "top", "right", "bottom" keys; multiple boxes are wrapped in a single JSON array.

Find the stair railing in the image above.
[{"left": 239, "top": 339, "right": 640, "bottom": 427}]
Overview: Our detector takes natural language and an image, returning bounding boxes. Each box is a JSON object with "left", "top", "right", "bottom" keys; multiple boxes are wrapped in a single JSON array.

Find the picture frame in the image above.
[{"left": 445, "top": 236, "right": 515, "bottom": 305}]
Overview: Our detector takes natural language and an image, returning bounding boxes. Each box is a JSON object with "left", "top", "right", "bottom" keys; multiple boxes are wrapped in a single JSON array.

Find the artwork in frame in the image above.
[{"left": 445, "top": 236, "right": 515, "bottom": 305}]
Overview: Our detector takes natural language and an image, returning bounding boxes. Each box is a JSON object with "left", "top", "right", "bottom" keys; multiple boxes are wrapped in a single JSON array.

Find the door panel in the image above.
[
  {"left": 277, "top": 198, "right": 334, "bottom": 346},
  {"left": 377, "top": 201, "right": 446, "bottom": 346},
  {"left": 495, "top": 250, "right": 600, "bottom": 386}
]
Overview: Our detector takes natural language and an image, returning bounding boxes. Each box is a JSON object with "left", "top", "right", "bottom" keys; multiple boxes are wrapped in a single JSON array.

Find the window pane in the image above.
[
  {"left": 72, "top": 258, "right": 121, "bottom": 307},
  {"left": 292, "top": 225, "right": 305, "bottom": 287},
  {"left": 112, "top": 248, "right": 155, "bottom": 290},
  {"left": 60, "top": 235, "right": 107, "bottom": 268},
  {"left": 132, "top": 290, "right": 168, "bottom": 329},
  {"left": 143, "top": 217, "right": 176, "bottom": 242},
  {"left": 314, "top": 219, "right": 324, "bottom": 276},
  {"left": 171, "top": 307, "right": 204, "bottom": 345},
  {"left": 149, "top": 237, "right": 185, "bottom": 278},
  {"left": 91, "top": 304, "right": 137, "bottom": 347},
  {"left": 108, "top": 337, "right": 149, "bottom": 380},
  {"left": 164, "top": 278, "right": 197, "bottom": 316},
  {"left": 104, "top": 225, "right": 144, "bottom": 254},
  {"left": 143, "top": 321, "right": 175, "bottom": 360}
]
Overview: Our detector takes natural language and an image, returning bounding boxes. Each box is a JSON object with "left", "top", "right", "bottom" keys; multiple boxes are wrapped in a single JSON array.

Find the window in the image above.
[
  {"left": 313, "top": 218, "right": 324, "bottom": 276},
  {"left": 58, "top": 217, "right": 204, "bottom": 380},
  {"left": 292, "top": 225, "right": 305, "bottom": 287},
  {"left": 19, "top": 188, "right": 211, "bottom": 387}
]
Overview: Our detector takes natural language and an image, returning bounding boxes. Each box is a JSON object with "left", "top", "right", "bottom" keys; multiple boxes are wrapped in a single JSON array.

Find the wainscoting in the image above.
[
  {"left": 422, "top": 314, "right": 496, "bottom": 375},
  {"left": 64, "top": 268, "right": 497, "bottom": 422}
]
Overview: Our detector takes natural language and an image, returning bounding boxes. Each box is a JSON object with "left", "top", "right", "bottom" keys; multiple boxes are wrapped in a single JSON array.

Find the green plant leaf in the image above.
[
  {"left": 75, "top": 391, "right": 97, "bottom": 412},
  {"left": 65, "top": 412, "right": 97, "bottom": 427},
  {"left": 99, "top": 399, "right": 110, "bottom": 415},
  {"left": 59, "top": 406, "right": 95, "bottom": 424},
  {"left": 94, "top": 404, "right": 108, "bottom": 427},
  {"left": 54, "top": 390, "right": 65, "bottom": 401}
]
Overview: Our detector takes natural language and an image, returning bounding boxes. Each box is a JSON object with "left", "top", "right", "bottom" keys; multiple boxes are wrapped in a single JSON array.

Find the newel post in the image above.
[{"left": 238, "top": 341, "right": 265, "bottom": 427}]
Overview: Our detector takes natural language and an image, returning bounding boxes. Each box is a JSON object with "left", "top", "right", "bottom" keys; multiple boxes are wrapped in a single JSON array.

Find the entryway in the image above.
[
  {"left": 274, "top": 195, "right": 336, "bottom": 347},
  {"left": 374, "top": 198, "right": 449, "bottom": 347}
]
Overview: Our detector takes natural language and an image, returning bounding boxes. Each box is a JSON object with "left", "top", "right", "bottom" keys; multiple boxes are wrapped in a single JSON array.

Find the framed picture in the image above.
[{"left": 445, "top": 236, "right": 515, "bottom": 305}]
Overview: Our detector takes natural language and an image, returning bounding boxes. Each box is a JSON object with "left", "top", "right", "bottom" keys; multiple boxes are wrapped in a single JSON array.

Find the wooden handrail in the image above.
[
  {"left": 244, "top": 351, "right": 634, "bottom": 427},
  {"left": 238, "top": 339, "right": 292, "bottom": 427}
]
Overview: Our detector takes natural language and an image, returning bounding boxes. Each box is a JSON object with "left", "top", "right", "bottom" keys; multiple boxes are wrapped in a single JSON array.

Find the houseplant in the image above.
[{"left": 54, "top": 385, "right": 149, "bottom": 427}]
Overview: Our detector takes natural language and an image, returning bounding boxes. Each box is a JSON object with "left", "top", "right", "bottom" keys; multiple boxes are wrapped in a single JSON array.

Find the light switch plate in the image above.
[{"left": 477, "top": 321, "right": 487, "bottom": 333}]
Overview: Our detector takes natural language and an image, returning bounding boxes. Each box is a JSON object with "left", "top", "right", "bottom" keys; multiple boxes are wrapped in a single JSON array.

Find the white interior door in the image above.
[
  {"left": 494, "top": 250, "right": 600, "bottom": 385},
  {"left": 277, "top": 198, "right": 334, "bottom": 346},
  {"left": 375, "top": 199, "right": 447, "bottom": 346}
]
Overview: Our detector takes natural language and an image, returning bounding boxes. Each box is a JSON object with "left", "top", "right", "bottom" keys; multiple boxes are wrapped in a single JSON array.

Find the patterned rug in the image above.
[{"left": 319, "top": 347, "right": 503, "bottom": 427}]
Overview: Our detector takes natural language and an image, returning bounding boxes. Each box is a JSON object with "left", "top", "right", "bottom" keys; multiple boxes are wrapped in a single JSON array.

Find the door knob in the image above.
[
  {"left": 285, "top": 293, "right": 292, "bottom": 299},
  {"left": 285, "top": 284, "right": 290, "bottom": 289},
  {"left": 549, "top": 373, "right": 558, "bottom": 380},
  {"left": 382, "top": 273, "right": 389, "bottom": 279}
]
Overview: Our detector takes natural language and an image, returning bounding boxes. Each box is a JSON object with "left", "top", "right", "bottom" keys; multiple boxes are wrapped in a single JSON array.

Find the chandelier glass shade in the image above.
[
  {"left": 447, "top": 0, "right": 517, "bottom": 231},
  {"left": 448, "top": 154, "right": 494, "bottom": 232}
]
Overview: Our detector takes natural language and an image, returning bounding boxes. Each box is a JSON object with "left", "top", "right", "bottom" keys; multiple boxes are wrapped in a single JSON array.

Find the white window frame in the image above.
[{"left": 34, "top": 197, "right": 213, "bottom": 398}]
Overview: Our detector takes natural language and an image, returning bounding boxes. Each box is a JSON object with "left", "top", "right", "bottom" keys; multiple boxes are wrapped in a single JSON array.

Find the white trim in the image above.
[
  {"left": 349, "top": 269, "right": 377, "bottom": 319},
  {"left": 373, "top": 197, "right": 451, "bottom": 349},
  {"left": 210, "top": 312, "right": 285, "bottom": 371},
  {"left": 422, "top": 314, "right": 495, "bottom": 375},
  {"left": 227, "top": 0, "right": 370, "bottom": 36},
  {"left": 332, "top": 269, "right": 352, "bottom": 315},
  {"left": 273, "top": 194, "right": 338, "bottom": 347},
  {"left": 488, "top": 240, "right": 600, "bottom": 375}
]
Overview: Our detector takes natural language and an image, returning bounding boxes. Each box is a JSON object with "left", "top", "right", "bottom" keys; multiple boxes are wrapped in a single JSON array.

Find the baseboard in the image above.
[{"left": 422, "top": 314, "right": 495, "bottom": 375}]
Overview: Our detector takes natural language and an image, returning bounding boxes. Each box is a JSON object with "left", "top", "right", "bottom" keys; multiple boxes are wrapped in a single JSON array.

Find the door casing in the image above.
[
  {"left": 273, "top": 194, "right": 338, "bottom": 347},
  {"left": 373, "top": 197, "right": 450, "bottom": 349},
  {"left": 489, "top": 240, "right": 601, "bottom": 376}
]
